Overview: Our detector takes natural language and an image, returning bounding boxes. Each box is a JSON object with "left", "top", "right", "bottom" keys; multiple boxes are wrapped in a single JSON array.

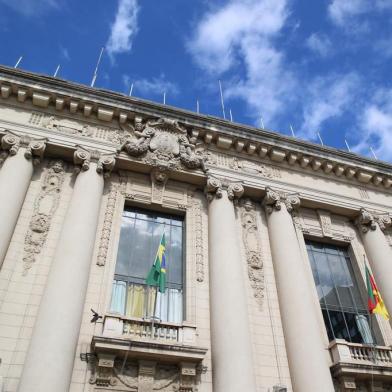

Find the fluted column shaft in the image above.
[
  {"left": 356, "top": 209, "right": 392, "bottom": 316},
  {"left": 0, "top": 134, "right": 46, "bottom": 268},
  {"left": 206, "top": 178, "right": 257, "bottom": 392},
  {"left": 264, "top": 188, "right": 334, "bottom": 392},
  {"left": 18, "top": 154, "right": 110, "bottom": 392}
]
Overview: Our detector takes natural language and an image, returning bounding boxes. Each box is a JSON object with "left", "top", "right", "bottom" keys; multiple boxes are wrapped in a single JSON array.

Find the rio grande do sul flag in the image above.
[{"left": 366, "top": 265, "right": 390, "bottom": 320}]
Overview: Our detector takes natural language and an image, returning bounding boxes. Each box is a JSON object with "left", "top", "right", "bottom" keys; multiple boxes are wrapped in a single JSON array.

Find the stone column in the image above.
[
  {"left": 356, "top": 208, "right": 392, "bottom": 315},
  {"left": 206, "top": 177, "right": 257, "bottom": 392},
  {"left": 0, "top": 132, "right": 46, "bottom": 268},
  {"left": 263, "top": 187, "right": 334, "bottom": 392},
  {"left": 18, "top": 148, "right": 115, "bottom": 392}
]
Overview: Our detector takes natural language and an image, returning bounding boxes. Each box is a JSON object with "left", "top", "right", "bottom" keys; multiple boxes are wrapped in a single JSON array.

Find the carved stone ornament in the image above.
[
  {"left": 239, "top": 198, "right": 264, "bottom": 308},
  {"left": 73, "top": 147, "right": 116, "bottom": 178},
  {"left": 151, "top": 166, "right": 169, "bottom": 205},
  {"left": 119, "top": 117, "right": 208, "bottom": 172},
  {"left": 355, "top": 208, "right": 392, "bottom": 233},
  {"left": 317, "top": 209, "right": 333, "bottom": 238},
  {"left": 23, "top": 160, "right": 65, "bottom": 273},
  {"left": 1, "top": 131, "right": 47, "bottom": 165},
  {"left": 89, "top": 354, "right": 117, "bottom": 387},
  {"left": 204, "top": 176, "right": 244, "bottom": 202},
  {"left": 263, "top": 186, "right": 300, "bottom": 214}
]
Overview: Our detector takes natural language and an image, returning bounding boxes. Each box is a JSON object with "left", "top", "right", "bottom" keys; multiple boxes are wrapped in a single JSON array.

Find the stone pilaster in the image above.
[
  {"left": 18, "top": 149, "right": 115, "bottom": 392},
  {"left": 0, "top": 132, "right": 46, "bottom": 267},
  {"left": 263, "top": 187, "right": 334, "bottom": 392},
  {"left": 205, "top": 176, "right": 257, "bottom": 392},
  {"left": 355, "top": 208, "right": 392, "bottom": 318}
]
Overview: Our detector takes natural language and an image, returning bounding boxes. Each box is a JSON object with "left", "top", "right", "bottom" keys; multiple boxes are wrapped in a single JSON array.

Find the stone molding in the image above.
[
  {"left": 0, "top": 131, "right": 47, "bottom": 165},
  {"left": 204, "top": 176, "right": 244, "bottom": 202},
  {"left": 263, "top": 186, "right": 300, "bottom": 214},
  {"left": 73, "top": 146, "right": 116, "bottom": 178},
  {"left": 355, "top": 208, "right": 392, "bottom": 233},
  {"left": 239, "top": 198, "right": 264, "bottom": 308},
  {"left": 23, "top": 160, "right": 66, "bottom": 273}
]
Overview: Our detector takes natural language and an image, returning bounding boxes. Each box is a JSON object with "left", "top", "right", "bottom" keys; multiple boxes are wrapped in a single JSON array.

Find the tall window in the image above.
[
  {"left": 110, "top": 208, "right": 184, "bottom": 323},
  {"left": 306, "top": 241, "right": 374, "bottom": 344}
]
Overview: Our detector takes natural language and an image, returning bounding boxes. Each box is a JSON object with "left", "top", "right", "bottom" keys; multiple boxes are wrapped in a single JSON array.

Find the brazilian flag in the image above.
[{"left": 146, "top": 233, "right": 167, "bottom": 293}]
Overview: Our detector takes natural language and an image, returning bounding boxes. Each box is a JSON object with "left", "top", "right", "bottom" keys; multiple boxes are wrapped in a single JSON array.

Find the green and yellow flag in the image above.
[
  {"left": 366, "top": 265, "right": 389, "bottom": 320},
  {"left": 146, "top": 233, "right": 167, "bottom": 293}
]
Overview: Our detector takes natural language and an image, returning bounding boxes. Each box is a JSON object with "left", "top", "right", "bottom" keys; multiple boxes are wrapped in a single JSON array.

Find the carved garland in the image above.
[
  {"left": 23, "top": 160, "right": 65, "bottom": 273},
  {"left": 239, "top": 198, "right": 264, "bottom": 308}
]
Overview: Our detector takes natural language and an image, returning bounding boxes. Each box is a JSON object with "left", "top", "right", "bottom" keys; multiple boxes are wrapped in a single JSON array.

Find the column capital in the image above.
[
  {"left": 1, "top": 131, "right": 47, "bottom": 165},
  {"left": 204, "top": 176, "right": 244, "bottom": 202},
  {"left": 262, "top": 186, "right": 300, "bottom": 214},
  {"left": 355, "top": 207, "right": 392, "bottom": 232},
  {"left": 73, "top": 147, "right": 116, "bottom": 178}
]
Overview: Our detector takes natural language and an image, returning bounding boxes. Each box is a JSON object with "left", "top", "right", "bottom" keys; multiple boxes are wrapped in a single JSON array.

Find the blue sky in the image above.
[{"left": 1, "top": 0, "right": 392, "bottom": 162}]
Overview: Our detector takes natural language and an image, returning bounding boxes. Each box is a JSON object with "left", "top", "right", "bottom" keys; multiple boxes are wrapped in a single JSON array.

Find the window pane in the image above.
[{"left": 115, "top": 218, "right": 134, "bottom": 277}]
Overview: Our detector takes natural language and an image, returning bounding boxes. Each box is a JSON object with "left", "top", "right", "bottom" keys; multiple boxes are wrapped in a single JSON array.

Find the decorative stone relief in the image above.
[
  {"left": 112, "top": 360, "right": 138, "bottom": 389},
  {"left": 23, "top": 160, "right": 65, "bottom": 273},
  {"left": 119, "top": 117, "right": 208, "bottom": 172},
  {"left": 97, "top": 183, "right": 119, "bottom": 266},
  {"left": 1, "top": 131, "right": 47, "bottom": 165},
  {"left": 189, "top": 196, "right": 205, "bottom": 282},
  {"left": 354, "top": 208, "right": 392, "bottom": 233},
  {"left": 154, "top": 365, "right": 180, "bottom": 391},
  {"left": 73, "top": 147, "right": 116, "bottom": 177},
  {"left": 204, "top": 176, "right": 244, "bottom": 202},
  {"left": 38, "top": 113, "right": 128, "bottom": 144},
  {"left": 263, "top": 187, "right": 300, "bottom": 214},
  {"left": 138, "top": 361, "right": 156, "bottom": 392},
  {"left": 151, "top": 167, "right": 169, "bottom": 205},
  {"left": 89, "top": 354, "right": 117, "bottom": 387},
  {"left": 230, "top": 156, "right": 281, "bottom": 178},
  {"left": 239, "top": 198, "right": 264, "bottom": 308},
  {"left": 317, "top": 209, "right": 333, "bottom": 238}
]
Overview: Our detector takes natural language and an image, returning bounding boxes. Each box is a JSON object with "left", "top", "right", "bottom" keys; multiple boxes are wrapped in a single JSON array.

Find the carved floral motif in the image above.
[
  {"left": 189, "top": 196, "right": 205, "bottom": 282},
  {"left": 73, "top": 147, "right": 116, "bottom": 177},
  {"left": 119, "top": 117, "right": 207, "bottom": 172},
  {"left": 317, "top": 209, "right": 333, "bottom": 238},
  {"left": 239, "top": 198, "right": 264, "bottom": 308},
  {"left": 355, "top": 208, "right": 392, "bottom": 233},
  {"left": 263, "top": 187, "right": 300, "bottom": 214},
  {"left": 204, "top": 177, "right": 244, "bottom": 202},
  {"left": 23, "top": 160, "right": 65, "bottom": 273}
]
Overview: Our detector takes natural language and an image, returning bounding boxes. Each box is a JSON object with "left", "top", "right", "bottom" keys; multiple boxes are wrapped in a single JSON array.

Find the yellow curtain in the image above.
[{"left": 125, "top": 284, "right": 157, "bottom": 318}]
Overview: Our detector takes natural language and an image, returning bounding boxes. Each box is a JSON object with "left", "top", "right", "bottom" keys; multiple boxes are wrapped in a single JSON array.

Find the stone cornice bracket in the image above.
[
  {"left": 262, "top": 186, "right": 301, "bottom": 214},
  {"left": 204, "top": 176, "right": 244, "bottom": 202},
  {"left": 24, "top": 138, "right": 47, "bottom": 165},
  {"left": 355, "top": 208, "right": 392, "bottom": 232},
  {"left": 73, "top": 147, "right": 116, "bottom": 178}
]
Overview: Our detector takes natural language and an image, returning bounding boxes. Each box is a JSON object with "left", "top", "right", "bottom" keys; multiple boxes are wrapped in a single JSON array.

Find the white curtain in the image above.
[
  {"left": 355, "top": 315, "right": 374, "bottom": 345},
  {"left": 155, "top": 289, "right": 183, "bottom": 323},
  {"left": 110, "top": 280, "right": 126, "bottom": 314}
]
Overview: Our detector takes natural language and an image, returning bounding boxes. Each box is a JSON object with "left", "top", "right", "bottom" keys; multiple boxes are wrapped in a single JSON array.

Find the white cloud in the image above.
[
  {"left": 126, "top": 74, "right": 179, "bottom": 97},
  {"left": 106, "top": 0, "right": 139, "bottom": 58},
  {"left": 353, "top": 89, "right": 392, "bottom": 161},
  {"left": 299, "top": 73, "right": 361, "bottom": 139},
  {"left": 0, "top": 0, "right": 60, "bottom": 16},
  {"left": 188, "top": 0, "right": 293, "bottom": 123},
  {"left": 306, "top": 33, "right": 333, "bottom": 57}
]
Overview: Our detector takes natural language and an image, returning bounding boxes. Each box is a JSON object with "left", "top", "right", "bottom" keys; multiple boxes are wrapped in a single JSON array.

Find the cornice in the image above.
[{"left": 1, "top": 65, "right": 392, "bottom": 190}]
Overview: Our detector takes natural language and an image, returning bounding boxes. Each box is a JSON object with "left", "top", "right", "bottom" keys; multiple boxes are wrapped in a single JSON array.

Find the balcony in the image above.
[{"left": 329, "top": 339, "right": 392, "bottom": 381}]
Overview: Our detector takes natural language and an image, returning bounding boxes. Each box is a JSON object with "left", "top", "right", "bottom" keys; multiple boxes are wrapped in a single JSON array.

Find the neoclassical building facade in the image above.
[{"left": 0, "top": 66, "right": 392, "bottom": 392}]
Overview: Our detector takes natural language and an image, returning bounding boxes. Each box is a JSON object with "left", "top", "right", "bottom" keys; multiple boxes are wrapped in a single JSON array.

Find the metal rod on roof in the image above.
[
  {"left": 370, "top": 146, "right": 378, "bottom": 160},
  {"left": 317, "top": 131, "right": 324, "bottom": 146},
  {"left": 90, "top": 46, "right": 105, "bottom": 87},
  {"left": 196, "top": 99, "right": 200, "bottom": 114},
  {"left": 344, "top": 139, "right": 351, "bottom": 152},
  {"left": 290, "top": 124, "right": 295, "bottom": 137},
  {"left": 229, "top": 109, "right": 233, "bottom": 122},
  {"left": 163, "top": 91, "right": 166, "bottom": 104},
  {"left": 218, "top": 80, "right": 226, "bottom": 119},
  {"left": 53, "top": 64, "right": 61, "bottom": 77},
  {"left": 129, "top": 83, "right": 134, "bottom": 97},
  {"left": 14, "top": 56, "right": 23, "bottom": 68}
]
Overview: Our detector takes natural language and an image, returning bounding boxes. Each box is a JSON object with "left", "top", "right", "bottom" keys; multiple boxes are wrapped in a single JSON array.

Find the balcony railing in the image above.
[
  {"left": 329, "top": 339, "right": 392, "bottom": 379},
  {"left": 101, "top": 314, "right": 197, "bottom": 345}
]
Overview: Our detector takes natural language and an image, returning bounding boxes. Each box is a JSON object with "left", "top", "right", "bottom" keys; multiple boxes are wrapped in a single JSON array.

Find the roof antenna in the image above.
[
  {"left": 229, "top": 109, "right": 233, "bottom": 122},
  {"left": 317, "top": 131, "right": 324, "bottom": 146},
  {"left": 290, "top": 124, "right": 295, "bottom": 137},
  {"left": 370, "top": 146, "right": 378, "bottom": 160},
  {"left": 196, "top": 99, "right": 200, "bottom": 114},
  {"left": 260, "top": 116, "right": 265, "bottom": 130},
  {"left": 14, "top": 56, "right": 23, "bottom": 68},
  {"left": 90, "top": 46, "right": 105, "bottom": 87},
  {"left": 129, "top": 83, "right": 134, "bottom": 97},
  {"left": 163, "top": 91, "right": 166, "bottom": 105},
  {"left": 344, "top": 139, "right": 351, "bottom": 152},
  {"left": 218, "top": 80, "right": 226, "bottom": 119},
  {"left": 53, "top": 64, "right": 61, "bottom": 77}
]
